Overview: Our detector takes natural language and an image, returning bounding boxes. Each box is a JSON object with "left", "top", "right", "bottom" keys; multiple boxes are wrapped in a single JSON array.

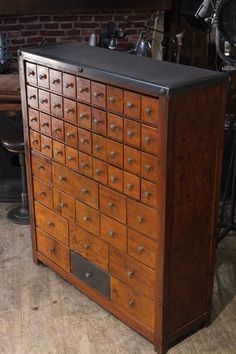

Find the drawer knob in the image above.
[
  {"left": 39, "top": 191, "right": 46, "bottom": 196},
  {"left": 137, "top": 246, "right": 144, "bottom": 254},
  {"left": 110, "top": 124, "right": 118, "bottom": 131},
  {"left": 108, "top": 202, "right": 114, "bottom": 209},
  {"left": 31, "top": 139, "right": 39, "bottom": 144},
  {"left": 109, "top": 96, "right": 116, "bottom": 103},
  {"left": 108, "top": 229, "right": 115, "bottom": 237},
  {"left": 83, "top": 216, "right": 90, "bottom": 222},
  {"left": 144, "top": 136, "right": 152, "bottom": 144},
  {"left": 42, "top": 122, "right": 49, "bottom": 127},
  {"left": 67, "top": 155, "right": 74, "bottom": 161},
  {"left": 37, "top": 165, "right": 44, "bottom": 170},
  {"left": 110, "top": 176, "right": 117, "bottom": 183},
  {"left": 30, "top": 117, "right": 37, "bottom": 122},
  {"left": 127, "top": 102, "right": 133, "bottom": 109},
  {"left": 126, "top": 183, "right": 133, "bottom": 191},
  {"left": 145, "top": 107, "right": 152, "bottom": 115},
  {"left": 144, "top": 191, "right": 152, "bottom": 198},
  {"left": 127, "top": 157, "right": 133, "bottom": 164},
  {"left": 110, "top": 151, "right": 117, "bottom": 159},
  {"left": 127, "top": 270, "right": 135, "bottom": 278},
  {"left": 80, "top": 162, "right": 88, "bottom": 169},
  {"left": 49, "top": 247, "right": 55, "bottom": 253},
  {"left": 39, "top": 74, "right": 47, "bottom": 80},
  {"left": 47, "top": 221, "right": 54, "bottom": 227},
  {"left": 95, "top": 168, "right": 102, "bottom": 176},
  {"left": 93, "top": 92, "right": 102, "bottom": 98},
  {"left": 79, "top": 113, "right": 88, "bottom": 120},
  {"left": 81, "top": 187, "right": 89, "bottom": 194},
  {"left": 65, "top": 82, "right": 74, "bottom": 88},
  {"left": 94, "top": 144, "right": 101, "bottom": 152},
  {"left": 52, "top": 78, "right": 60, "bottom": 84},
  {"left": 29, "top": 95, "right": 36, "bottom": 100},
  {"left": 55, "top": 150, "right": 63, "bottom": 156},
  {"left": 80, "top": 138, "right": 87, "bottom": 144},
  {"left": 43, "top": 144, "right": 50, "bottom": 149},
  {"left": 84, "top": 243, "right": 91, "bottom": 250},
  {"left": 28, "top": 71, "right": 35, "bottom": 77},
  {"left": 127, "top": 130, "right": 134, "bottom": 138},
  {"left": 128, "top": 300, "right": 135, "bottom": 307},
  {"left": 53, "top": 128, "right": 61, "bottom": 133},
  {"left": 60, "top": 202, "right": 66, "bottom": 209},
  {"left": 58, "top": 175, "right": 66, "bottom": 182},
  {"left": 137, "top": 216, "right": 144, "bottom": 224},
  {"left": 85, "top": 272, "right": 92, "bottom": 278},
  {"left": 93, "top": 118, "right": 101, "bottom": 126},
  {"left": 79, "top": 87, "right": 88, "bottom": 93},
  {"left": 40, "top": 99, "right": 48, "bottom": 104},
  {"left": 65, "top": 107, "right": 74, "bottom": 114},
  {"left": 66, "top": 132, "right": 74, "bottom": 138},
  {"left": 144, "top": 164, "right": 152, "bottom": 172},
  {"left": 52, "top": 103, "right": 61, "bottom": 109}
]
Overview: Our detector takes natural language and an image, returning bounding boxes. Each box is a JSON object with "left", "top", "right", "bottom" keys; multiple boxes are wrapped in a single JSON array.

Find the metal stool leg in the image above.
[{"left": 7, "top": 153, "right": 30, "bottom": 225}]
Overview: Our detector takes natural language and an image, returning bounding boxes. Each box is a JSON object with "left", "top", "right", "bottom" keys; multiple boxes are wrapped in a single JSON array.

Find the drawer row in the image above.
[
  {"left": 30, "top": 130, "right": 160, "bottom": 184},
  {"left": 37, "top": 228, "right": 155, "bottom": 328},
  {"left": 28, "top": 101, "right": 160, "bottom": 156},
  {"left": 34, "top": 177, "right": 157, "bottom": 268},
  {"left": 26, "top": 63, "right": 160, "bottom": 125},
  {"left": 32, "top": 157, "right": 159, "bottom": 240}
]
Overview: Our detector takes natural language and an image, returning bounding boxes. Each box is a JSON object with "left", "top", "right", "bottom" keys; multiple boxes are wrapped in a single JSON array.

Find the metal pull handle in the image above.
[
  {"left": 110, "top": 176, "right": 117, "bottom": 183},
  {"left": 110, "top": 151, "right": 117, "bottom": 159},
  {"left": 79, "top": 87, "right": 88, "bottom": 93},
  {"left": 85, "top": 272, "right": 92, "bottom": 278},
  {"left": 29, "top": 95, "right": 36, "bottom": 100},
  {"left": 52, "top": 78, "right": 60, "bottom": 84},
  {"left": 52, "top": 103, "right": 61, "bottom": 109},
  {"left": 108, "top": 230, "right": 115, "bottom": 237},
  {"left": 66, "top": 132, "right": 74, "bottom": 138},
  {"left": 144, "top": 136, "right": 152, "bottom": 144},
  {"left": 144, "top": 164, "right": 152, "bottom": 172},
  {"left": 80, "top": 162, "right": 88, "bottom": 169},
  {"left": 93, "top": 118, "right": 101, "bottom": 126},
  {"left": 127, "top": 102, "right": 133, "bottom": 109},
  {"left": 65, "top": 107, "right": 74, "bottom": 114},
  {"left": 67, "top": 156, "right": 74, "bottom": 161},
  {"left": 127, "top": 130, "right": 134, "bottom": 137},
  {"left": 109, "top": 96, "right": 115, "bottom": 103},
  {"left": 93, "top": 92, "right": 102, "bottom": 98},
  {"left": 31, "top": 139, "right": 38, "bottom": 144},
  {"left": 40, "top": 99, "right": 48, "bottom": 104},
  {"left": 137, "top": 216, "right": 144, "bottom": 224},
  {"left": 79, "top": 113, "right": 88, "bottom": 120},
  {"left": 58, "top": 175, "right": 66, "bottom": 182},
  {"left": 80, "top": 138, "right": 88, "bottom": 144},
  {"left": 127, "top": 157, "right": 133, "bottom": 164},
  {"left": 83, "top": 216, "right": 90, "bottom": 222},
  {"left": 65, "top": 82, "right": 74, "bottom": 88},
  {"left": 137, "top": 246, "right": 144, "bottom": 254},
  {"left": 30, "top": 117, "right": 37, "bottom": 122},
  {"left": 81, "top": 188, "right": 89, "bottom": 194},
  {"left": 144, "top": 191, "right": 152, "bottom": 198},
  {"left": 42, "top": 144, "right": 50, "bottom": 149},
  {"left": 127, "top": 270, "right": 135, "bottom": 278},
  {"left": 108, "top": 202, "right": 114, "bottom": 209},
  {"left": 39, "top": 74, "right": 47, "bottom": 80},
  {"left": 42, "top": 122, "right": 49, "bottom": 127},
  {"left": 28, "top": 71, "right": 35, "bottom": 77},
  {"left": 110, "top": 124, "right": 118, "bottom": 131},
  {"left": 95, "top": 168, "right": 102, "bottom": 176},
  {"left": 54, "top": 150, "right": 63, "bottom": 155},
  {"left": 60, "top": 202, "right": 66, "bottom": 209}
]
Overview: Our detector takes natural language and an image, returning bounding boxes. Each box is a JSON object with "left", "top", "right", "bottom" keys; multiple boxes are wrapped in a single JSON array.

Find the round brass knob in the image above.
[
  {"left": 60, "top": 202, "right": 66, "bottom": 209},
  {"left": 137, "top": 216, "right": 144, "bottom": 224},
  {"left": 110, "top": 176, "right": 116, "bottom": 183},
  {"left": 127, "top": 130, "right": 134, "bottom": 138},
  {"left": 110, "top": 151, "right": 116, "bottom": 159},
  {"left": 127, "top": 157, "right": 133, "bottom": 164},
  {"left": 108, "top": 202, "right": 114, "bottom": 209},
  {"left": 83, "top": 216, "right": 90, "bottom": 222},
  {"left": 127, "top": 270, "right": 135, "bottom": 278},
  {"left": 137, "top": 246, "right": 144, "bottom": 254},
  {"left": 109, "top": 96, "right": 115, "bottom": 103},
  {"left": 144, "top": 191, "right": 152, "bottom": 198},
  {"left": 127, "top": 102, "right": 133, "bottom": 109},
  {"left": 145, "top": 107, "right": 152, "bottom": 115},
  {"left": 95, "top": 168, "right": 102, "bottom": 176},
  {"left": 144, "top": 136, "right": 152, "bottom": 144}
]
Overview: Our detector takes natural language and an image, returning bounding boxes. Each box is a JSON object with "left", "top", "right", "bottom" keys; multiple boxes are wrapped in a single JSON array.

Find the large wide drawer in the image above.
[{"left": 71, "top": 251, "right": 110, "bottom": 299}]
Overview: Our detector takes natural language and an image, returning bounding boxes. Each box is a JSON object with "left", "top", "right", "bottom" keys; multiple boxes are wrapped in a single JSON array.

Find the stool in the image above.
[{"left": 1, "top": 128, "right": 30, "bottom": 225}]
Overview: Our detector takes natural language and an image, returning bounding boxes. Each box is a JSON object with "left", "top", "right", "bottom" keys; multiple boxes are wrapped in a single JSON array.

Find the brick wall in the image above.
[{"left": 0, "top": 10, "right": 156, "bottom": 61}]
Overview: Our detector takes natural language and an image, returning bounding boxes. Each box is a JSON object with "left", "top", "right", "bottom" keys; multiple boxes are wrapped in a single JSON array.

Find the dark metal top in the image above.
[{"left": 21, "top": 43, "right": 227, "bottom": 96}]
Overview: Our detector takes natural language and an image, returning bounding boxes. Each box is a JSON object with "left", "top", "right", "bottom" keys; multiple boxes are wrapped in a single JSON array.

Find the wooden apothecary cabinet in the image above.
[{"left": 19, "top": 43, "right": 227, "bottom": 353}]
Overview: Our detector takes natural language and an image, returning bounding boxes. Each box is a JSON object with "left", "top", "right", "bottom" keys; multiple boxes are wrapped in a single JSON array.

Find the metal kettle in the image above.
[{"left": 135, "top": 31, "right": 152, "bottom": 58}]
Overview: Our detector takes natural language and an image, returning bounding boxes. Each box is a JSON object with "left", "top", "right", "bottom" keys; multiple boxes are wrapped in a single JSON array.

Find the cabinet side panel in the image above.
[{"left": 166, "top": 83, "right": 226, "bottom": 335}]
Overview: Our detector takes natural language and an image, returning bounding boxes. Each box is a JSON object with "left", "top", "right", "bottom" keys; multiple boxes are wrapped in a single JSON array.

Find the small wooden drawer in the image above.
[
  {"left": 37, "top": 65, "right": 49, "bottom": 89},
  {"left": 53, "top": 140, "right": 65, "bottom": 164},
  {"left": 71, "top": 250, "right": 110, "bottom": 298},
  {"left": 32, "top": 152, "right": 52, "bottom": 183},
  {"left": 124, "top": 172, "right": 140, "bottom": 200},
  {"left": 41, "top": 135, "right": 52, "bottom": 158},
  {"left": 128, "top": 229, "right": 157, "bottom": 269},
  {"left": 92, "top": 108, "right": 107, "bottom": 135},
  {"left": 27, "top": 86, "right": 38, "bottom": 109},
  {"left": 107, "top": 139, "right": 123, "bottom": 168},
  {"left": 34, "top": 202, "right": 69, "bottom": 245},
  {"left": 37, "top": 229, "right": 70, "bottom": 272},
  {"left": 124, "top": 118, "right": 141, "bottom": 148},
  {"left": 78, "top": 128, "right": 92, "bottom": 154},
  {"left": 65, "top": 146, "right": 78, "bottom": 171},
  {"left": 110, "top": 247, "right": 155, "bottom": 300},
  {"left": 93, "top": 158, "right": 107, "bottom": 185},
  {"left": 124, "top": 90, "right": 141, "bottom": 120},
  {"left": 76, "top": 174, "right": 99, "bottom": 209},
  {"left": 53, "top": 188, "right": 75, "bottom": 221},
  {"left": 76, "top": 200, "right": 100, "bottom": 236},
  {"left": 63, "top": 98, "right": 77, "bottom": 124},
  {"left": 108, "top": 165, "right": 123, "bottom": 193},
  {"left": 78, "top": 152, "right": 92, "bottom": 178},
  {"left": 33, "top": 177, "right": 53, "bottom": 209},
  {"left": 28, "top": 108, "right": 39, "bottom": 131},
  {"left": 65, "top": 122, "right": 78, "bottom": 148},
  {"left": 101, "top": 214, "right": 127, "bottom": 252},
  {"left": 70, "top": 223, "right": 109, "bottom": 271},
  {"left": 77, "top": 103, "right": 91, "bottom": 129},
  {"left": 141, "top": 124, "right": 160, "bottom": 156},
  {"left": 127, "top": 199, "right": 159, "bottom": 240},
  {"left": 124, "top": 146, "right": 141, "bottom": 176},
  {"left": 141, "top": 95, "right": 160, "bottom": 127},
  {"left": 26, "top": 62, "right": 37, "bottom": 85},
  {"left": 40, "top": 113, "right": 51, "bottom": 136},
  {"left": 107, "top": 113, "right": 123, "bottom": 141},
  {"left": 39, "top": 90, "right": 50, "bottom": 113},
  {"left": 52, "top": 117, "right": 64, "bottom": 141},
  {"left": 63, "top": 73, "right": 76, "bottom": 98},
  {"left": 52, "top": 161, "right": 78, "bottom": 197},
  {"left": 30, "top": 130, "right": 40, "bottom": 152},
  {"left": 50, "top": 93, "right": 63, "bottom": 118},
  {"left": 111, "top": 277, "right": 154, "bottom": 329},
  {"left": 141, "top": 152, "right": 160, "bottom": 183},
  {"left": 91, "top": 81, "right": 106, "bottom": 108},
  {"left": 77, "top": 77, "right": 91, "bottom": 103},
  {"left": 141, "top": 179, "right": 158, "bottom": 208},
  {"left": 107, "top": 85, "right": 123, "bottom": 114},
  {"left": 49, "top": 69, "right": 62, "bottom": 94},
  {"left": 92, "top": 134, "right": 107, "bottom": 161},
  {"left": 100, "top": 185, "right": 126, "bottom": 223}
]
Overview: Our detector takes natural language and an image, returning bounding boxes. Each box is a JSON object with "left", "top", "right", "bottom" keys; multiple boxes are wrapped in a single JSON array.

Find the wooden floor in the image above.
[{"left": 0, "top": 203, "right": 235, "bottom": 354}]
